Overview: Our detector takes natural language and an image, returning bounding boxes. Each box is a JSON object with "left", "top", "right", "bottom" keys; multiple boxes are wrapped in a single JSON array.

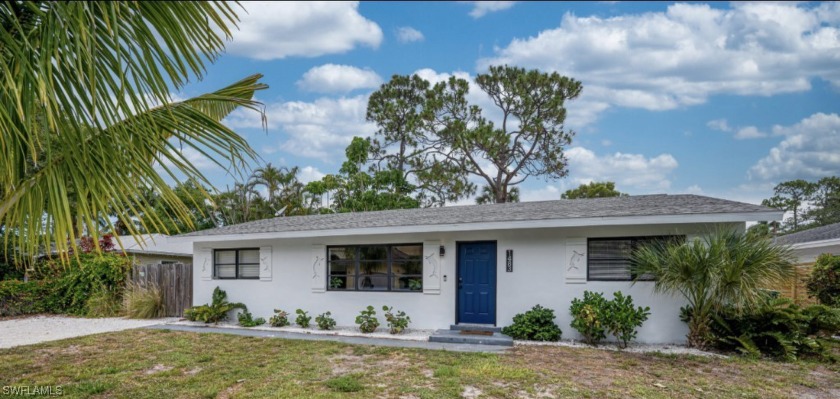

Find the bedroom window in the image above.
[
  {"left": 587, "top": 236, "right": 684, "bottom": 281},
  {"left": 214, "top": 249, "right": 260, "bottom": 279},
  {"left": 327, "top": 244, "right": 423, "bottom": 292}
]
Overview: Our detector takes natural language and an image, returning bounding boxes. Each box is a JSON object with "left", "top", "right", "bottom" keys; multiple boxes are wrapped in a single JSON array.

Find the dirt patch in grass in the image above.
[
  {"left": 144, "top": 364, "right": 173, "bottom": 375},
  {"left": 508, "top": 345, "right": 840, "bottom": 399}
]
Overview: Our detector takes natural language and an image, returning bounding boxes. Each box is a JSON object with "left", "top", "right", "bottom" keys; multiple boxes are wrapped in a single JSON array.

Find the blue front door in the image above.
[{"left": 457, "top": 242, "right": 497, "bottom": 325}]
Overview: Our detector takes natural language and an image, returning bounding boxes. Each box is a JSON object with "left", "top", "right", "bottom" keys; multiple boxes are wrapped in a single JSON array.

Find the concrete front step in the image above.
[
  {"left": 429, "top": 329, "right": 513, "bottom": 346},
  {"left": 449, "top": 324, "right": 502, "bottom": 333}
]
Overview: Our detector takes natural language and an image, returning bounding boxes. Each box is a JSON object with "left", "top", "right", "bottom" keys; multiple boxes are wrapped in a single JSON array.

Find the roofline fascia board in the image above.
[
  {"left": 172, "top": 211, "right": 782, "bottom": 243},
  {"left": 789, "top": 238, "right": 840, "bottom": 250}
]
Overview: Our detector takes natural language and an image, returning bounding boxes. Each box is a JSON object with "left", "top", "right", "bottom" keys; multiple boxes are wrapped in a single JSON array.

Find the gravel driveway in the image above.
[{"left": 0, "top": 315, "right": 173, "bottom": 349}]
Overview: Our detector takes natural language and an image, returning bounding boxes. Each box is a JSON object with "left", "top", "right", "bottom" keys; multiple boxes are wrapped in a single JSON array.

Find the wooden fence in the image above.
[
  {"left": 131, "top": 263, "right": 192, "bottom": 317},
  {"left": 771, "top": 264, "right": 816, "bottom": 305}
]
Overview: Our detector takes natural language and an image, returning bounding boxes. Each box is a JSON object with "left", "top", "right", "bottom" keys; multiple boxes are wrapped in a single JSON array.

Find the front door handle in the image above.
[{"left": 458, "top": 277, "right": 463, "bottom": 289}]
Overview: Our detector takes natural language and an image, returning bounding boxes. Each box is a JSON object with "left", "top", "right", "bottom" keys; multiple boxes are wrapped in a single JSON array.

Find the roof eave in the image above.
[
  {"left": 789, "top": 237, "right": 840, "bottom": 249},
  {"left": 172, "top": 210, "right": 782, "bottom": 243}
]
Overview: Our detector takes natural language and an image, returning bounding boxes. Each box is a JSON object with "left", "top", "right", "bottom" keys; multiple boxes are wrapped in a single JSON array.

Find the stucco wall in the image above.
[{"left": 191, "top": 222, "right": 743, "bottom": 344}]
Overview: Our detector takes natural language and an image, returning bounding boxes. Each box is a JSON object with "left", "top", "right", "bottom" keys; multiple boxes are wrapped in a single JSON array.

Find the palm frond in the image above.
[
  {"left": 0, "top": 2, "right": 268, "bottom": 264},
  {"left": 1, "top": 75, "right": 266, "bottom": 263}
]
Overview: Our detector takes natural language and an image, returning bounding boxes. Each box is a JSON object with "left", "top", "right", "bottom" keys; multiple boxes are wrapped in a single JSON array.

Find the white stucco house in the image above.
[
  {"left": 772, "top": 222, "right": 840, "bottom": 303},
  {"left": 175, "top": 194, "right": 780, "bottom": 344},
  {"left": 775, "top": 222, "right": 840, "bottom": 264}
]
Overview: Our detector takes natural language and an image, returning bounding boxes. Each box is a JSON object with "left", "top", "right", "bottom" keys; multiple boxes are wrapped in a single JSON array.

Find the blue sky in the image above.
[{"left": 176, "top": 1, "right": 840, "bottom": 205}]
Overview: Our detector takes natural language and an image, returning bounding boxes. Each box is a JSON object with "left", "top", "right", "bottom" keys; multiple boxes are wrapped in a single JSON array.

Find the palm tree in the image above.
[
  {"left": 250, "top": 164, "right": 285, "bottom": 204},
  {"left": 630, "top": 230, "right": 795, "bottom": 349},
  {"left": 0, "top": 2, "right": 267, "bottom": 262}
]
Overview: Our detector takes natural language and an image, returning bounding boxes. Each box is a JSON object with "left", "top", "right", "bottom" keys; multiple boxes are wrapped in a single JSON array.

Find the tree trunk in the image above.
[{"left": 495, "top": 182, "right": 507, "bottom": 203}]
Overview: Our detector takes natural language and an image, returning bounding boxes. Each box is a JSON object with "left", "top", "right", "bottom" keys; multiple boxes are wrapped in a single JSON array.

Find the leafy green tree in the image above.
[
  {"left": 762, "top": 180, "right": 816, "bottom": 232},
  {"left": 805, "top": 176, "right": 840, "bottom": 227},
  {"left": 761, "top": 176, "right": 840, "bottom": 234},
  {"left": 561, "top": 181, "right": 627, "bottom": 199},
  {"left": 367, "top": 75, "right": 474, "bottom": 207},
  {"left": 307, "top": 138, "right": 419, "bottom": 213},
  {"left": 630, "top": 231, "right": 795, "bottom": 349},
  {"left": 370, "top": 66, "right": 581, "bottom": 205},
  {"left": 0, "top": 2, "right": 266, "bottom": 262},
  {"left": 432, "top": 66, "right": 582, "bottom": 203}
]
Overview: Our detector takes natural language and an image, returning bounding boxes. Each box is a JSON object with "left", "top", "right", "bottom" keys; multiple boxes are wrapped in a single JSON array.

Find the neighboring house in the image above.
[
  {"left": 773, "top": 222, "right": 840, "bottom": 304},
  {"left": 175, "top": 194, "right": 779, "bottom": 344},
  {"left": 116, "top": 234, "right": 193, "bottom": 266}
]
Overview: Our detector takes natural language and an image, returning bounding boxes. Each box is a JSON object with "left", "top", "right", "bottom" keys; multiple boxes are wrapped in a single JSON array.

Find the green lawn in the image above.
[{"left": 0, "top": 329, "right": 837, "bottom": 398}]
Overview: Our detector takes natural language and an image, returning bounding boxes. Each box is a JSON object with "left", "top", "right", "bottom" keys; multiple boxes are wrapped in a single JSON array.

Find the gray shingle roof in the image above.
[
  {"left": 181, "top": 194, "right": 775, "bottom": 238},
  {"left": 775, "top": 222, "right": 840, "bottom": 245}
]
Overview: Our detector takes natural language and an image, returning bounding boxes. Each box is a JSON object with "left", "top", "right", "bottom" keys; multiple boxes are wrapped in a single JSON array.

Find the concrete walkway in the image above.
[
  {"left": 146, "top": 324, "right": 510, "bottom": 353},
  {"left": 0, "top": 316, "right": 178, "bottom": 349}
]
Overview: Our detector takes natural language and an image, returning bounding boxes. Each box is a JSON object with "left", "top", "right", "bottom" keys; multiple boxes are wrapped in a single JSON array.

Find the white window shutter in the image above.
[
  {"left": 311, "top": 244, "right": 326, "bottom": 292},
  {"left": 259, "top": 246, "right": 273, "bottom": 281},
  {"left": 565, "top": 238, "right": 587, "bottom": 284},
  {"left": 196, "top": 247, "right": 213, "bottom": 281},
  {"left": 422, "top": 241, "right": 441, "bottom": 294}
]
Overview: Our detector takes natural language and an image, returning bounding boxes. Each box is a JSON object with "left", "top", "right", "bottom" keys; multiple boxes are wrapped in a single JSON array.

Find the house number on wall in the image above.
[{"left": 506, "top": 250, "right": 513, "bottom": 272}]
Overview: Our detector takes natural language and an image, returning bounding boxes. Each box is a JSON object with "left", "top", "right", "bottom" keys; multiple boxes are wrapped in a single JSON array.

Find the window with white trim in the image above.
[
  {"left": 214, "top": 249, "right": 260, "bottom": 279},
  {"left": 327, "top": 244, "right": 423, "bottom": 292},
  {"left": 587, "top": 236, "right": 684, "bottom": 281}
]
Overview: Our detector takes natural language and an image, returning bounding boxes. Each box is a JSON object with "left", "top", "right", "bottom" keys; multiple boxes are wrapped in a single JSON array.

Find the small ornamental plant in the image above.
[
  {"left": 355, "top": 305, "right": 379, "bottom": 333},
  {"left": 383, "top": 306, "right": 411, "bottom": 334},
  {"left": 269, "top": 309, "right": 290, "bottom": 327},
  {"left": 237, "top": 309, "right": 266, "bottom": 327},
  {"left": 606, "top": 292, "right": 650, "bottom": 348},
  {"left": 569, "top": 291, "right": 609, "bottom": 345},
  {"left": 316, "top": 311, "right": 337, "bottom": 330},
  {"left": 184, "top": 287, "right": 246, "bottom": 324},
  {"left": 295, "top": 309, "right": 312, "bottom": 328},
  {"left": 501, "top": 305, "right": 562, "bottom": 341}
]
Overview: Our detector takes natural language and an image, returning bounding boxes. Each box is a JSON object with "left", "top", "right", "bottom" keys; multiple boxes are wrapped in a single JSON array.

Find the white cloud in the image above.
[
  {"left": 464, "top": 1, "right": 516, "bottom": 19},
  {"left": 226, "top": 95, "right": 375, "bottom": 162},
  {"left": 683, "top": 185, "right": 705, "bottom": 195},
  {"left": 520, "top": 185, "right": 561, "bottom": 202},
  {"left": 734, "top": 126, "right": 767, "bottom": 140},
  {"left": 749, "top": 113, "right": 840, "bottom": 181},
  {"left": 297, "top": 64, "right": 382, "bottom": 93},
  {"left": 707, "top": 119, "right": 732, "bottom": 132},
  {"left": 565, "top": 147, "right": 679, "bottom": 191},
  {"left": 396, "top": 26, "right": 425, "bottom": 43},
  {"left": 225, "top": 2, "right": 382, "bottom": 60},
  {"left": 299, "top": 166, "right": 326, "bottom": 183},
  {"left": 479, "top": 2, "right": 840, "bottom": 125},
  {"left": 707, "top": 118, "right": 767, "bottom": 139}
]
